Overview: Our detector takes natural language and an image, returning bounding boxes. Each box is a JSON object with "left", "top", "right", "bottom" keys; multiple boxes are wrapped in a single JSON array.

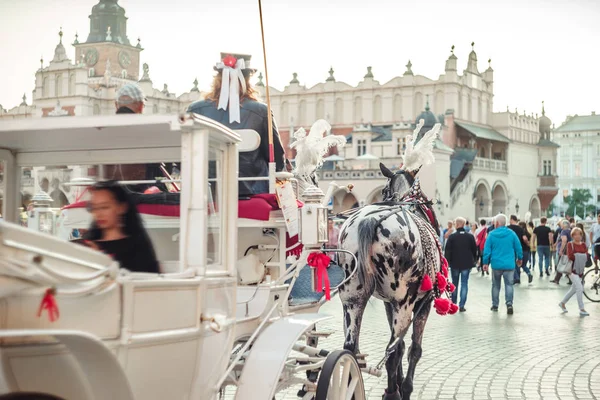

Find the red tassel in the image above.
[
  {"left": 420, "top": 275, "right": 433, "bottom": 291},
  {"left": 307, "top": 252, "right": 332, "bottom": 300},
  {"left": 434, "top": 297, "right": 451, "bottom": 315},
  {"left": 37, "top": 288, "right": 59, "bottom": 322},
  {"left": 441, "top": 261, "right": 449, "bottom": 278},
  {"left": 448, "top": 282, "right": 456, "bottom": 293},
  {"left": 436, "top": 272, "right": 447, "bottom": 291},
  {"left": 448, "top": 303, "right": 459, "bottom": 315}
]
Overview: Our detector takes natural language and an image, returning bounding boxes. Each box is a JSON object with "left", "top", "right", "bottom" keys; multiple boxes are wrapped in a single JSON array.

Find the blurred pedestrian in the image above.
[
  {"left": 558, "top": 227, "right": 590, "bottom": 316},
  {"left": 443, "top": 220, "right": 455, "bottom": 250},
  {"left": 508, "top": 215, "right": 533, "bottom": 285},
  {"left": 444, "top": 217, "right": 477, "bottom": 312},
  {"left": 528, "top": 221, "right": 536, "bottom": 267},
  {"left": 552, "top": 220, "right": 572, "bottom": 285},
  {"left": 475, "top": 219, "right": 489, "bottom": 276},
  {"left": 533, "top": 217, "right": 553, "bottom": 277},
  {"left": 483, "top": 214, "right": 523, "bottom": 315}
]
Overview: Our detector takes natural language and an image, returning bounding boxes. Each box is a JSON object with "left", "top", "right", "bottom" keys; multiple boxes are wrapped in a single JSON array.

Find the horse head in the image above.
[{"left": 380, "top": 162, "right": 419, "bottom": 202}]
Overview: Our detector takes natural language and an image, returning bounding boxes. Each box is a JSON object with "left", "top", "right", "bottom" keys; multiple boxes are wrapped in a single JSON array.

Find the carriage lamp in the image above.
[
  {"left": 515, "top": 200, "right": 520, "bottom": 214},
  {"left": 300, "top": 185, "right": 329, "bottom": 248},
  {"left": 479, "top": 198, "right": 484, "bottom": 213},
  {"left": 28, "top": 192, "right": 55, "bottom": 235}
]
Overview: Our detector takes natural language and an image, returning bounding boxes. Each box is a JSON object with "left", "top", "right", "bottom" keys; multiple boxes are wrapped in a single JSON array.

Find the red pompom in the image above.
[
  {"left": 448, "top": 282, "right": 456, "bottom": 293},
  {"left": 420, "top": 275, "right": 433, "bottom": 291},
  {"left": 441, "top": 262, "right": 449, "bottom": 278},
  {"left": 448, "top": 303, "right": 459, "bottom": 315},
  {"left": 434, "top": 297, "right": 451, "bottom": 315},
  {"left": 223, "top": 55, "right": 237, "bottom": 68},
  {"left": 436, "top": 272, "right": 447, "bottom": 291}
]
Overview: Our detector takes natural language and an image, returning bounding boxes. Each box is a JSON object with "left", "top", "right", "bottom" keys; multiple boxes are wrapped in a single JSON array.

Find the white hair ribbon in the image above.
[{"left": 216, "top": 58, "right": 247, "bottom": 123}]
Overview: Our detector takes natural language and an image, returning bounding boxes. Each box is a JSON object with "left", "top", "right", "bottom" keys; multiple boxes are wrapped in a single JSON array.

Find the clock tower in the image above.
[{"left": 74, "top": 0, "right": 142, "bottom": 80}]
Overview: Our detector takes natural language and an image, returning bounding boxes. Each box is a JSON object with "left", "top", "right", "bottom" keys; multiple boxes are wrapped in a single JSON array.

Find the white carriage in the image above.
[{"left": 0, "top": 114, "right": 371, "bottom": 399}]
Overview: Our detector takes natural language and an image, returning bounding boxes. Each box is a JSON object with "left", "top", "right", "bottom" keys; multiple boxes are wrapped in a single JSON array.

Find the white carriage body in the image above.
[{"left": 0, "top": 115, "right": 242, "bottom": 400}]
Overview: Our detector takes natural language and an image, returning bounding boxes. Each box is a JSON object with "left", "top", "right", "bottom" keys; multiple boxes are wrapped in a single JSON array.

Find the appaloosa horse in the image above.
[{"left": 337, "top": 123, "right": 452, "bottom": 400}]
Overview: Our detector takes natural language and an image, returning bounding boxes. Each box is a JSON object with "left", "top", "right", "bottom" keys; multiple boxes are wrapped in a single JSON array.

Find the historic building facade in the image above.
[
  {"left": 263, "top": 47, "right": 559, "bottom": 220},
  {"left": 553, "top": 113, "right": 600, "bottom": 216},
  {"left": 0, "top": 0, "right": 201, "bottom": 121}
]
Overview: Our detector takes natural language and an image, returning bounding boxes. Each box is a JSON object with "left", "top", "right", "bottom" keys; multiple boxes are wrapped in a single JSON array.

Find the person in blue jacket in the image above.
[{"left": 482, "top": 213, "right": 523, "bottom": 315}]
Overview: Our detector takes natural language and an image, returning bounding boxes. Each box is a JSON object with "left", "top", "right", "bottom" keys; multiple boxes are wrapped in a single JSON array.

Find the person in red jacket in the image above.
[{"left": 558, "top": 227, "right": 589, "bottom": 316}]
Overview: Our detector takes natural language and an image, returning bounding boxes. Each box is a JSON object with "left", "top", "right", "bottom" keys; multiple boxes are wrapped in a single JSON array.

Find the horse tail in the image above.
[{"left": 356, "top": 217, "right": 379, "bottom": 288}]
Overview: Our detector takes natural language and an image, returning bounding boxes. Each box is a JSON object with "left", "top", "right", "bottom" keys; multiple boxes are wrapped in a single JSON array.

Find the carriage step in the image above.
[
  {"left": 361, "top": 365, "right": 383, "bottom": 378},
  {"left": 306, "top": 330, "right": 333, "bottom": 338}
]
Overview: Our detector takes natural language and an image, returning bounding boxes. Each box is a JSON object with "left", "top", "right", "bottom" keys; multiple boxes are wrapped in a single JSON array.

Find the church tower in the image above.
[{"left": 74, "top": 0, "right": 142, "bottom": 80}]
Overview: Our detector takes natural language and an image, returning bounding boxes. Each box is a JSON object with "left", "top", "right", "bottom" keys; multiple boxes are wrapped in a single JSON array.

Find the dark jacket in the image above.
[
  {"left": 187, "top": 99, "right": 286, "bottom": 197},
  {"left": 444, "top": 227, "right": 478, "bottom": 270}
]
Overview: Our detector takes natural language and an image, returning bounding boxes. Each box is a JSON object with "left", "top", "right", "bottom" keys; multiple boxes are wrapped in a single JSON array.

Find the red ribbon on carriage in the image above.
[
  {"left": 307, "top": 252, "right": 331, "bottom": 301},
  {"left": 37, "top": 288, "right": 60, "bottom": 322}
]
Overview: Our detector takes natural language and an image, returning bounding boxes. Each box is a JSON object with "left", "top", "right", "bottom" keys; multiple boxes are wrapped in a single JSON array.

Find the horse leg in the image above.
[
  {"left": 401, "top": 296, "right": 433, "bottom": 400},
  {"left": 383, "top": 302, "right": 412, "bottom": 400},
  {"left": 384, "top": 302, "right": 408, "bottom": 392}
]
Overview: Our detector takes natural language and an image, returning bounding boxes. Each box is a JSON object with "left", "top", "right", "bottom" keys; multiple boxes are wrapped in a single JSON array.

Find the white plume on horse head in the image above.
[
  {"left": 401, "top": 119, "right": 441, "bottom": 172},
  {"left": 290, "top": 119, "right": 347, "bottom": 179}
]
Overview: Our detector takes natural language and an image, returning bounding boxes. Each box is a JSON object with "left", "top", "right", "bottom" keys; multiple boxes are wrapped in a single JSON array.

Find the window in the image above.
[
  {"left": 574, "top": 162, "right": 581, "bottom": 177},
  {"left": 396, "top": 137, "right": 406, "bottom": 155},
  {"left": 207, "top": 146, "right": 224, "bottom": 267},
  {"left": 562, "top": 162, "right": 569, "bottom": 176},
  {"left": 357, "top": 139, "right": 367, "bottom": 156},
  {"left": 597, "top": 144, "right": 600, "bottom": 155},
  {"left": 543, "top": 160, "right": 552, "bottom": 176}
]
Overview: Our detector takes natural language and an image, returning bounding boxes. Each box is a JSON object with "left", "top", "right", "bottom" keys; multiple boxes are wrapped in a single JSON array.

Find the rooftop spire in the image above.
[
  {"left": 542, "top": 100, "right": 545, "bottom": 116},
  {"left": 425, "top": 94, "right": 430, "bottom": 111},
  {"left": 50, "top": 27, "right": 69, "bottom": 63},
  {"left": 59, "top": 27, "right": 63, "bottom": 44},
  {"left": 326, "top": 67, "right": 335, "bottom": 82}
]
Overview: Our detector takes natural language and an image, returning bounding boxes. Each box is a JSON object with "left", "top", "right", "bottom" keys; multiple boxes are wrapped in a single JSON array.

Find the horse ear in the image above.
[{"left": 380, "top": 163, "right": 394, "bottom": 178}]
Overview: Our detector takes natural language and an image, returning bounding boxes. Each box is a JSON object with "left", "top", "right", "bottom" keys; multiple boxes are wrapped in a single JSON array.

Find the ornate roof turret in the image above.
[
  {"left": 191, "top": 78, "right": 199, "bottom": 92},
  {"left": 445, "top": 45, "right": 457, "bottom": 71},
  {"left": 256, "top": 72, "right": 264, "bottom": 87},
  {"left": 51, "top": 28, "right": 70, "bottom": 63},
  {"left": 86, "top": 0, "right": 131, "bottom": 46},
  {"left": 326, "top": 67, "right": 335, "bottom": 82},
  {"left": 403, "top": 60, "right": 414, "bottom": 76},
  {"left": 414, "top": 96, "right": 438, "bottom": 143},
  {"left": 290, "top": 72, "right": 299, "bottom": 84},
  {"left": 364, "top": 66, "right": 374, "bottom": 79},
  {"left": 539, "top": 101, "right": 552, "bottom": 137},
  {"left": 20, "top": 94, "right": 27, "bottom": 106},
  {"left": 466, "top": 42, "right": 479, "bottom": 74}
]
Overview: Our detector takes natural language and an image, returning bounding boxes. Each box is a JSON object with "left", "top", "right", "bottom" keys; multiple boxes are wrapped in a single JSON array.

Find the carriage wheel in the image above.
[{"left": 315, "top": 350, "right": 365, "bottom": 400}]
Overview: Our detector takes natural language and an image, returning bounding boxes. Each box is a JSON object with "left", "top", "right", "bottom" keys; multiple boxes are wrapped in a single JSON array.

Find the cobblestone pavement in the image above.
[{"left": 281, "top": 270, "right": 600, "bottom": 400}]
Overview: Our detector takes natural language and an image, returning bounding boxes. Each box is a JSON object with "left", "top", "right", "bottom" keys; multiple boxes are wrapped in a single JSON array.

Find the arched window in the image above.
[
  {"left": 435, "top": 90, "right": 444, "bottom": 115},
  {"left": 42, "top": 77, "right": 49, "bottom": 97},
  {"left": 280, "top": 101, "right": 289, "bottom": 126},
  {"left": 353, "top": 97, "right": 362, "bottom": 124},
  {"left": 393, "top": 94, "right": 402, "bottom": 121},
  {"left": 89, "top": 68, "right": 95, "bottom": 77},
  {"left": 68, "top": 74, "right": 75, "bottom": 95},
  {"left": 477, "top": 97, "right": 482, "bottom": 123},
  {"left": 55, "top": 74, "right": 62, "bottom": 97},
  {"left": 468, "top": 96, "right": 473, "bottom": 120},
  {"left": 335, "top": 98, "right": 344, "bottom": 124},
  {"left": 298, "top": 100, "right": 307, "bottom": 125},
  {"left": 121, "top": 70, "right": 127, "bottom": 79},
  {"left": 316, "top": 99, "right": 325, "bottom": 120},
  {"left": 413, "top": 92, "right": 423, "bottom": 115},
  {"left": 373, "top": 95, "right": 382, "bottom": 122}
]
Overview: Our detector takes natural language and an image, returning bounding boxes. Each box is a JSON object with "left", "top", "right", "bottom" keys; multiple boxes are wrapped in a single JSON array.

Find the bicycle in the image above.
[{"left": 583, "top": 243, "right": 600, "bottom": 302}]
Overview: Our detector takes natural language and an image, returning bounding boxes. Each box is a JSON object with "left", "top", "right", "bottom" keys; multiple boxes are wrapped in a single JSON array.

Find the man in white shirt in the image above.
[{"left": 590, "top": 214, "right": 600, "bottom": 243}]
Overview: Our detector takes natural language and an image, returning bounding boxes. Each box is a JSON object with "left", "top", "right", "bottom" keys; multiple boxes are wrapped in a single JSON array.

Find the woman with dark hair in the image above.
[
  {"left": 187, "top": 53, "right": 286, "bottom": 197},
  {"left": 83, "top": 181, "right": 159, "bottom": 273}
]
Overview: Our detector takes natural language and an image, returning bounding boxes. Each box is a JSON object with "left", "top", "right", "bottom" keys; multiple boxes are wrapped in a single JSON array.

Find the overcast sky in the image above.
[{"left": 1, "top": 0, "right": 599, "bottom": 126}]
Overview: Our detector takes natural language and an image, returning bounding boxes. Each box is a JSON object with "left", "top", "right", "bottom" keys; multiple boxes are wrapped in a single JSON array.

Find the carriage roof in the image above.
[{"left": 0, "top": 114, "right": 241, "bottom": 166}]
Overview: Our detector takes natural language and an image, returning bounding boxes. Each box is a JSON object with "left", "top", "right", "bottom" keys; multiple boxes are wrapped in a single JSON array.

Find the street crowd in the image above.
[{"left": 441, "top": 213, "right": 600, "bottom": 316}]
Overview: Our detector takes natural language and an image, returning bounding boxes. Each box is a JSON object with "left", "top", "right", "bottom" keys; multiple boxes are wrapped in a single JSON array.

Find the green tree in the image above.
[{"left": 563, "top": 189, "right": 594, "bottom": 218}]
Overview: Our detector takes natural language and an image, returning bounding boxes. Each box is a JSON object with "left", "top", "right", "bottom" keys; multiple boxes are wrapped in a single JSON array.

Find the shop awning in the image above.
[{"left": 455, "top": 121, "right": 510, "bottom": 143}]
